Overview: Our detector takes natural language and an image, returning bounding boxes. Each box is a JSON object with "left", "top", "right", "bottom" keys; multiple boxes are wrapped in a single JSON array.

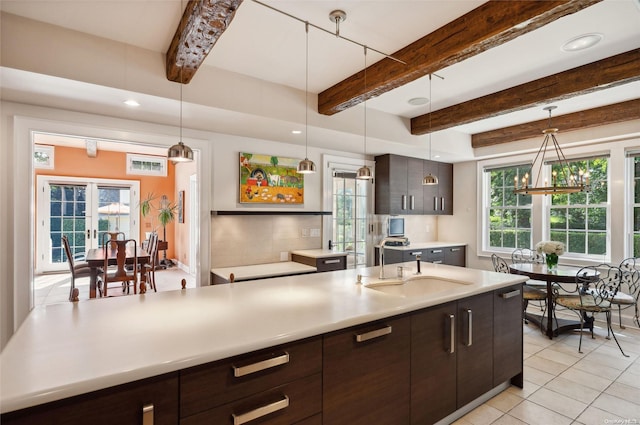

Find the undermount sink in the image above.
[{"left": 364, "top": 275, "right": 471, "bottom": 298}]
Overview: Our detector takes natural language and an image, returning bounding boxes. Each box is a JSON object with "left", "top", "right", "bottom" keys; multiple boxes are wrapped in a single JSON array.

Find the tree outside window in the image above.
[
  {"left": 487, "top": 165, "right": 532, "bottom": 249},
  {"left": 549, "top": 157, "right": 608, "bottom": 256}
]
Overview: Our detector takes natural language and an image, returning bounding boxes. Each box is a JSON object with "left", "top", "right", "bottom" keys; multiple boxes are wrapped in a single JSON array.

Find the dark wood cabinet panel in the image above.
[
  {"left": 407, "top": 157, "right": 424, "bottom": 214},
  {"left": 493, "top": 284, "right": 524, "bottom": 387},
  {"left": 457, "top": 292, "right": 494, "bottom": 408},
  {"left": 411, "top": 302, "right": 457, "bottom": 424},
  {"left": 374, "top": 154, "right": 408, "bottom": 215},
  {"left": 323, "top": 315, "right": 411, "bottom": 425},
  {"left": 1, "top": 373, "right": 179, "bottom": 425},
  {"left": 444, "top": 246, "right": 466, "bottom": 267},
  {"left": 291, "top": 254, "right": 347, "bottom": 272},
  {"left": 423, "top": 161, "right": 453, "bottom": 215}
]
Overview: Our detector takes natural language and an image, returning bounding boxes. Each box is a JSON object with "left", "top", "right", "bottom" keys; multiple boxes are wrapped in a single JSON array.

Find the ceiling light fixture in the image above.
[
  {"left": 123, "top": 99, "right": 140, "bottom": 107},
  {"left": 168, "top": 64, "right": 194, "bottom": 163},
  {"left": 562, "top": 33, "right": 603, "bottom": 52},
  {"left": 356, "top": 46, "right": 373, "bottom": 180},
  {"left": 408, "top": 97, "right": 429, "bottom": 106},
  {"left": 297, "top": 22, "right": 316, "bottom": 174},
  {"left": 422, "top": 74, "right": 439, "bottom": 186},
  {"left": 514, "top": 106, "right": 589, "bottom": 195},
  {"left": 329, "top": 10, "right": 347, "bottom": 38}
]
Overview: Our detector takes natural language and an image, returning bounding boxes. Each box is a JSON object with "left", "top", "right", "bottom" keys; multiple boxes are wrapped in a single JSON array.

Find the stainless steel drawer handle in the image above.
[
  {"left": 355, "top": 325, "right": 392, "bottom": 342},
  {"left": 232, "top": 395, "right": 289, "bottom": 425},
  {"left": 431, "top": 249, "right": 443, "bottom": 254},
  {"left": 401, "top": 195, "right": 407, "bottom": 210},
  {"left": 324, "top": 259, "right": 341, "bottom": 264},
  {"left": 142, "top": 403, "right": 154, "bottom": 425},
  {"left": 500, "top": 289, "right": 521, "bottom": 299},
  {"left": 450, "top": 248, "right": 460, "bottom": 252},
  {"left": 410, "top": 195, "right": 415, "bottom": 210},
  {"left": 448, "top": 314, "right": 455, "bottom": 354},
  {"left": 466, "top": 309, "right": 473, "bottom": 347},
  {"left": 441, "top": 197, "right": 445, "bottom": 211},
  {"left": 434, "top": 197, "right": 438, "bottom": 211},
  {"left": 233, "top": 352, "right": 290, "bottom": 377},
  {"left": 410, "top": 251, "right": 423, "bottom": 256}
]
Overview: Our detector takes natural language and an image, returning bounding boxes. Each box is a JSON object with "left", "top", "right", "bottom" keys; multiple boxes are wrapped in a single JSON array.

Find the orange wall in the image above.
[{"left": 35, "top": 145, "right": 177, "bottom": 258}]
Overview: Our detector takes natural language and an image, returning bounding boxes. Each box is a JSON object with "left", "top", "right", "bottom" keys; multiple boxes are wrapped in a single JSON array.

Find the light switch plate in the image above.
[{"left": 280, "top": 251, "right": 288, "bottom": 261}]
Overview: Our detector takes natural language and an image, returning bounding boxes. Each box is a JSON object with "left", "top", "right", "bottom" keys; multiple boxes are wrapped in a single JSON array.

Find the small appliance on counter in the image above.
[
  {"left": 386, "top": 216, "right": 409, "bottom": 246},
  {"left": 383, "top": 236, "right": 410, "bottom": 246}
]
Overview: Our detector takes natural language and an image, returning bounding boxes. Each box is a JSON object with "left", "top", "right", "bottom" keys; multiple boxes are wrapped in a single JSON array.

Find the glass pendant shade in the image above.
[
  {"left": 168, "top": 141, "right": 193, "bottom": 162},
  {"left": 297, "top": 158, "right": 316, "bottom": 174},
  {"left": 356, "top": 165, "right": 373, "bottom": 180},
  {"left": 422, "top": 173, "right": 439, "bottom": 185}
]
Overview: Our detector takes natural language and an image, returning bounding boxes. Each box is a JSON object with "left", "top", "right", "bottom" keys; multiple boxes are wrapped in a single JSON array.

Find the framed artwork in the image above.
[
  {"left": 178, "top": 190, "right": 185, "bottom": 223},
  {"left": 239, "top": 153, "right": 304, "bottom": 204}
]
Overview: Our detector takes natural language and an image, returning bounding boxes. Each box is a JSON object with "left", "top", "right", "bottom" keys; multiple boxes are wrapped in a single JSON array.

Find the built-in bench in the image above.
[{"left": 210, "top": 261, "right": 317, "bottom": 284}]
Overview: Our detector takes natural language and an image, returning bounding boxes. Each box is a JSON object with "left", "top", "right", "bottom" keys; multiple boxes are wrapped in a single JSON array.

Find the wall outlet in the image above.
[
  {"left": 310, "top": 228, "right": 321, "bottom": 237},
  {"left": 280, "top": 251, "right": 288, "bottom": 261}
]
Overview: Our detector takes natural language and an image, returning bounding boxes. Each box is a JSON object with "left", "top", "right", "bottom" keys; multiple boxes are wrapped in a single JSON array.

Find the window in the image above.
[
  {"left": 548, "top": 155, "right": 609, "bottom": 258},
  {"left": 484, "top": 164, "right": 532, "bottom": 250},
  {"left": 629, "top": 152, "right": 640, "bottom": 257},
  {"left": 126, "top": 154, "right": 167, "bottom": 176},
  {"left": 34, "top": 145, "right": 54, "bottom": 169},
  {"left": 332, "top": 172, "right": 368, "bottom": 267}
]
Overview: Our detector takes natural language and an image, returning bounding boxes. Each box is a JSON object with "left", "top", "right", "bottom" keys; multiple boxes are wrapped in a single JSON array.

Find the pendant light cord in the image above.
[
  {"left": 305, "top": 21, "right": 309, "bottom": 158},
  {"left": 428, "top": 73, "right": 432, "bottom": 159},
  {"left": 363, "top": 46, "right": 367, "bottom": 157}
]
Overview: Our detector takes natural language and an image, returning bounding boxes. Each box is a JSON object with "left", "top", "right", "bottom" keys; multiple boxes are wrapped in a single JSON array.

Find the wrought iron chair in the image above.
[
  {"left": 61, "top": 235, "right": 91, "bottom": 302},
  {"left": 97, "top": 239, "right": 138, "bottom": 297},
  {"left": 511, "top": 248, "right": 547, "bottom": 313},
  {"left": 611, "top": 258, "right": 640, "bottom": 328},
  {"left": 555, "top": 264, "right": 628, "bottom": 356}
]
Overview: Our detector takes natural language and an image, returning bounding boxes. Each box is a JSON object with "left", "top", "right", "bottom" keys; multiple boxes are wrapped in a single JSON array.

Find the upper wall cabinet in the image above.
[{"left": 375, "top": 154, "right": 453, "bottom": 216}]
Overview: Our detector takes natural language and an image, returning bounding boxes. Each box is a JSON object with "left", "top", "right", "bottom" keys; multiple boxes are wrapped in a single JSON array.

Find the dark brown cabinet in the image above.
[
  {"left": 323, "top": 315, "right": 411, "bottom": 425},
  {"left": 1, "top": 373, "right": 179, "bottom": 425},
  {"left": 375, "top": 154, "right": 453, "bottom": 215},
  {"left": 291, "top": 253, "right": 347, "bottom": 272},
  {"left": 374, "top": 245, "right": 465, "bottom": 267},
  {"left": 493, "top": 284, "right": 524, "bottom": 387},
  {"left": 444, "top": 246, "right": 466, "bottom": 267}
]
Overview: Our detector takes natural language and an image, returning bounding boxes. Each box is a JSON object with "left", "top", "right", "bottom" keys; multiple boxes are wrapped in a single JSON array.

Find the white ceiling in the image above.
[{"left": 1, "top": 0, "right": 640, "bottom": 161}]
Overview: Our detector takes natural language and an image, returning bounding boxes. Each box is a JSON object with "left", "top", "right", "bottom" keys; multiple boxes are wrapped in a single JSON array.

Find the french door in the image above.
[{"left": 36, "top": 176, "right": 140, "bottom": 273}]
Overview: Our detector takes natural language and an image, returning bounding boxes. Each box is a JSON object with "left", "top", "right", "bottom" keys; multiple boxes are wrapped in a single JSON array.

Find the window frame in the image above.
[
  {"left": 126, "top": 153, "right": 168, "bottom": 177},
  {"left": 627, "top": 150, "right": 640, "bottom": 258}
]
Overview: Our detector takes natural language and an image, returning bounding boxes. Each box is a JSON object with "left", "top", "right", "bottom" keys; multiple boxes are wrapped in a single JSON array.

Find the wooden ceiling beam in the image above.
[
  {"left": 317, "top": 0, "right": 602, "bottom": 116},
  {"left": 166, "top": 0, "right": 243, "bottom": 84},
  {"left": 411, "top": 49, "right": 640, "bottom": 135},
  {"left": 471, "top": 99, "right": 640, "bottom": 148}
]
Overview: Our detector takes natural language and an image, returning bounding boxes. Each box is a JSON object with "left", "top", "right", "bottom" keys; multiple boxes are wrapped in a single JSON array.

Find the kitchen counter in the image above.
[
  {"left": 290, "top": 249, "right": 347, "bottom": 258},
  {"left": 1, "top": 263, "right": 526, "bottom": 414},
  {"left": 377, "top": 241, "right": 466, "bottom": 250},
  {"left": 210, "top": 261, "right": 317, "bottom": 283}
]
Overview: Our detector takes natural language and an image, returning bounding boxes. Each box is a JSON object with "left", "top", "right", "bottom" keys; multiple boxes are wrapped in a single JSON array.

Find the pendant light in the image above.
[
  {"left": 356, "top": 46, "right": 373, "bottom": 180},
  {"left": 297, "top": 22, "right": 316, "bottom": 174},
  {"left": 513, "top": 106, "right": 589, "bottom": 195},
  {"left": 168, "top": 59, "right": 194, "bottom": 162},
  {"left": 422, "top": 74, "right": 439, "bottom": 185}
]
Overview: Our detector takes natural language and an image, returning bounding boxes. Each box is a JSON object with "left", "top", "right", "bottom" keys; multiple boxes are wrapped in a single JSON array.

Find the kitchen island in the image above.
[{"left": 1, "top": 263, "right": 527, "bottom": 424}]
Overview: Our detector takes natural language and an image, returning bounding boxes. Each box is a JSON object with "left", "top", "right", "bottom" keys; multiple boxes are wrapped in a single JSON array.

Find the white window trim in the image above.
[
  {"left": 626, "top": 150, "right": 640, "bottom": 258},
  {"left": 126, "top": 153, "right": 167, "bottom": 176}
]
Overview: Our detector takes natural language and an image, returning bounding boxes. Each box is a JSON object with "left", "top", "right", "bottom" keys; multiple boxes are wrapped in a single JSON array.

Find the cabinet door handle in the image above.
[
  {"left": 355, "top": 325, "right": 392, "bottom": 342},
  {"left": 142, "top": 403, "right": 154, "bottom": 425},
  {"left": 432, "top": 260, "right": 443, "bottom": 264},
  {"left": 500, "top": 289, "right": 521, "bottom": 299},
  {"left": 410, "top": 251, "right": 423, "bottom": 256},
  {"left": 401, "top": 195, "right": 407, "bottom": 210},
  {"left": 450, "top": 248, "right": 460, "bottom": 252},
  {"left": 434, "top": 197, "right": 438, "bottom": 211},
  {"left": 232, "top": 396, "right": 289, "bottom": 425},
  {"left": 431, "top": 249, "right": 443, "bottom": 254},
  {"left": 447, "top": 314, "right": 455, "bottom": 354},
  {"left": 441, "top": 197, "right": 445, "bottom": 211},
  {"left": 466, "top": 309, "right": 473, "bottom": 347},
  {"left": 233, "top": 352, "right": 290, "bottom": 377},
  {"left": 410, "top": 195, "right": 415, "bottom": 210},
  {"left": 323, "top": 259, "right": 341, "bottom": 264}
]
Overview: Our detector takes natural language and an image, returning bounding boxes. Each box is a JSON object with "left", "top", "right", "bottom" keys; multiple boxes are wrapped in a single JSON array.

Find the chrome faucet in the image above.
[{"left": 379, "top": 237, "right": 405, "bottom": 279}]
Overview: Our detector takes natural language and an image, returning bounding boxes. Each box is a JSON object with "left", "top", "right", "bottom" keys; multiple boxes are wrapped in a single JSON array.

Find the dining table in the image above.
[
  {"left": 85, "top": 245, "right": 151, "bottom": 298},
  {"left": 509, "top": 262, "right": 599, "bottom": 339}
]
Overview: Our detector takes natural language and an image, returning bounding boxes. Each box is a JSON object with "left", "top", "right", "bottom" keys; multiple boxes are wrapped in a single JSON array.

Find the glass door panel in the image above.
[
  {"left": 332, "top": 172, "right": 368, "bottom": 268},
  {"left": 48, "top": 184, "right": 88, "bottom": 268}
]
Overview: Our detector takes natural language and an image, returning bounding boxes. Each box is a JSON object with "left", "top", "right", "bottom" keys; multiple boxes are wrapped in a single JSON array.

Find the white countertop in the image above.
[
  {"left": 211, "top": 261, "right": 317, "bottom": 281},
  {"left": 291, "top": 249, "right": 348, "bottom": 258},
  {"left": 1, "top": 263, "right": 526, "bottom": 414},
  {"left": 378, "top": 241, "right": 467, "bottom": 250}
]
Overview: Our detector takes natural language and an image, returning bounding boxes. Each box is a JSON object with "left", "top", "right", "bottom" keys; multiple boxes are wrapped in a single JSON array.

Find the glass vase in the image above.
[{"left": 545, "top": 253, "right": 559, "bottom": 271}]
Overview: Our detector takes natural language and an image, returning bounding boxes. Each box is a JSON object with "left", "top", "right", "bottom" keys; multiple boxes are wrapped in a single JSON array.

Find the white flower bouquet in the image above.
[{"left": 535, "top": 241, "right": 565, "bottom": 256}]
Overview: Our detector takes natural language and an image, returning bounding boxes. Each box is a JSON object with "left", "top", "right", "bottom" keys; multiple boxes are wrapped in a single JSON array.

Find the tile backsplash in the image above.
[{"left": 211, "top": 215, "right": 322, "bottom": 267}]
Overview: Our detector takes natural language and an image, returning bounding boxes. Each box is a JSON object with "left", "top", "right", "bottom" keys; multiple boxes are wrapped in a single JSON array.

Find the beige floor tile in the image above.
[
  {"left": 572, "top": 357, "right": 625, "bottom": 381},
  {"left": 527, "top": 387, "right": 588, "bottom": 419},
  {"left": 589, "top": 345, "right": 637, "bottom": 369},
  {"left": 575, "top": 405, "right": 625, "bottom": 425},
  {"left": 605, "top": 382, "right": 640, "bottom": 405},
  {"left": 525, "top": 355, "right": 570, "bottom": 376},
  {"left": 486, "top": 391, "right": 524, "bottom": 413},
  {"left": 591, "top": 393, "right": 640, "bottom": 420},
  {"left": 490, "top": 414, "right": 528, "bottom": 425},
  {"left": 544, "top": 376, "right": 601, "bottom": 405},
  {"left": 536, "top": 347, "right": 582, "bottom": 366},
  {"left": 456, "top": 404, "right": 504, "bottom": 425},
  {"left": 523, "top": 365, "right": 557, "bottom": 386},
  {"left": 558, "top": 367, "right": 613, "bottom": 392},
  {"left": 506, "top": 381, "right": 541, "bottom": 399},
  {"left": 509, "top": 400, "right": 573, "bottom": 425},
  {"left": 614, "top": 368, "right": 640, "bottom": 390}
]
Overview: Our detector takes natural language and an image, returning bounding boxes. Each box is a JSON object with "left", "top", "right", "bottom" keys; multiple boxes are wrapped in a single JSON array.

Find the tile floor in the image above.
[{"left": 455, "top": 307, "right": 640, "bottom": 425}]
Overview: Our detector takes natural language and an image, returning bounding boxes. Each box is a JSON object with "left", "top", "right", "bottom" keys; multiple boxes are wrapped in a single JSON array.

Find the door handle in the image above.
[
  {"left": 401, "top": 195, "right": 407, "bottom": 210},
  {"left": 87, "top": 229, "right": 90, "bottom": 240},
  {"left": 142, "top": 403, "right": 154, "bottom": 425},
  {"left": 93, "top": 229, "right": 97, "bottom": 239},
  {"left": 500, "top": 289, "right": 521, "bottom": 299},
  {"left": 434, "top": 197, "right": 438, "bottom": 211},
  {"left": 410, "top": 195, "right": 415, "bottom": 210},
  {"left": 233, "top": 352, "right": 290, "bottom": 377},
  {"left": 447, "top": 314, "right": 455, "bottom": 354},
  {"left": 466, "top": 309, "right": 473, "bottom": 347},
  {"left": 232, "top": 396, "right": 289, "bottom": 425},
  {"left": 441, "top": 197, "right": 445, "bottom": 211},
  {"left": 355, "top": 325, "right": 392, "bottom": 342}
]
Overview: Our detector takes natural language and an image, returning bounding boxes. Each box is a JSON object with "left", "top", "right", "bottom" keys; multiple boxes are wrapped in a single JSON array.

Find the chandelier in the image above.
[{"left": 513, "top": 106, "right": 589, "bottom": 195}]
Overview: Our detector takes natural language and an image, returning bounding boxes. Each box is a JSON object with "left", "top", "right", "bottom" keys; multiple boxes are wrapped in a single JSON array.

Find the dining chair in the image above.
[
  {"left": 492, "top": 254, "right": 546, "bottom": 325},
  {"left": 142, "top": 232, "right": 159, "bottom": 292},
  {"left": 97, "top": 239, "right": 138, "bottom": 297},
  {"left": 511, "top": 247, "right": 547, "bottom": 311},
  {"left": 611, "top": 257, "right": 640, "bottom": 329},
  {"left": 554, "top": 264, "right": 629, "bottom": 356},
  {"left": 62, "top": 235, "right": 91, "bottom": 302},
  {"left": 102, "top": 231, "right": 125, "bottom": 249}
]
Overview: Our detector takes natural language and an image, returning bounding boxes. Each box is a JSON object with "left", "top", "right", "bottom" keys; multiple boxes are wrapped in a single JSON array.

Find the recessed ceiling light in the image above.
[
  {"left": 433, "top": 155, "right": 441, "bottom": 159},
  {"left": 562, "top": 33, "right": 603, "bottom": 52},
  {"left": 124, "top": 99, "right": 140, "bottom": 107},
  {"left": 408, "top": 97, "right": 429, "bottom": 106},
  {"left": 291, "top": 130, "right": 302, "bottom": 134}
]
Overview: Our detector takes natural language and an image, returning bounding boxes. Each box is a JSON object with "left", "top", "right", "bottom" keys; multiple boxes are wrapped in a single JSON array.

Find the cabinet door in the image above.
[
  {"left": 457, "top": 292, "right": 494, "bottom": 408},
  {"left": 323, "top": 316, "right": 411, "bottom": 425},
  {"left": 1, "top": 373, "right": 179, "bottom": 425},
  {"left": 423, "top": 160, "right": 439, "bottom": 214},
  {"left": 374, "top": 154, "right": 408, "bottom": 215},
  {"left": 493, "top": 284, "right": 524, "bottom": 387},
  {"left": 411, "top": 302, "right": 457, "bottom": 424},
  {"left": 438, "top": 162, "right": 454, "bottom": 215},
  {"left": 407, "top": 157, "right": 424, "bottom": 214},
  {"left": 444, "top": 246, "right": 466, "bottom": 267}
]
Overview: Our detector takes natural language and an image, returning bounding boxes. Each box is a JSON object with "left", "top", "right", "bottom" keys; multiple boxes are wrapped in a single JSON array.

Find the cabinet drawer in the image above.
[
  {"left": 181, "top": 337, "right": 322, "bottom": 417},
  {"left": 444, "top": 246, "right": 465, "bottom": 267},
  {"left": 181, "top": 373, "right": 321, "bottom": 425},
  {"left": 425, "top": 248, "right": 445, "bottom": 263},
  {"left": 316, "top": 256, "right": 346, "bottom": 272}
]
